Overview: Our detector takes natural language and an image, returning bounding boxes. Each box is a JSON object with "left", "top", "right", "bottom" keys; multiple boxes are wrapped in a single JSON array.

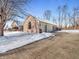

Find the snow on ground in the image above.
[
  {"left": 0, "top": 31, "right": 54, "bottom": 53},
  {"left": 4, "top": 31, "right": 27, "bottom": 36},
  {"left": 58, "top": 30, "right": 79, "bottom": 33}
]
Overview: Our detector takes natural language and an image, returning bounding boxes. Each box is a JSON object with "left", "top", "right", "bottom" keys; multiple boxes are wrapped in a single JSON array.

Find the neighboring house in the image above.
[
  {"left": 11, "top": 20, "right": 23, "bottom": 31},
  {"left": 4, "top": 20, "right": 23, "bottom": 31},
  {"left": 23, "top": 15, "right": 58, "bottom": 33},
  {"left": 11, "top": 21, "right": 18, "bottom": 31}
]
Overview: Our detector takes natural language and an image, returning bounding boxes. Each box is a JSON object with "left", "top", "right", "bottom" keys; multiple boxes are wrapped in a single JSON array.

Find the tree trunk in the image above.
[
  {"left": 0, "top": 7, "right": 4, "bottom": 36},
  {"left": 0, "top": 22, "right": 4, "bottom": 36}
]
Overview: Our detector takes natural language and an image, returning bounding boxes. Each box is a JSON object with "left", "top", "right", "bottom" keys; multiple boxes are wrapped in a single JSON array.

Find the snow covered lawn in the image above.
[
  {"left": 58, "top": 30, "right": 79, "bottom": 33},
  {"left": 0, "top": 31, "right": 54, "bottom": 53}
]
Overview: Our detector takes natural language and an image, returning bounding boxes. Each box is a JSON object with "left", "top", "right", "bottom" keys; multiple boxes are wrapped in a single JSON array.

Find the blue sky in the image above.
[
  {"left": 18, "top": 0, "right": 79, "bottom": 22},
  {"left": 27, "top": 0, "right": 79, "bottom": 18},
  {"left": 6, "top": 0, "right": 79, "bottom": 27}
]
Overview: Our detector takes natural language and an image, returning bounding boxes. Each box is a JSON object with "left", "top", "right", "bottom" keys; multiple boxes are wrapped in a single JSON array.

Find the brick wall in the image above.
[{"left": 23, "top": 16, "right": 39, "bottom": 33}]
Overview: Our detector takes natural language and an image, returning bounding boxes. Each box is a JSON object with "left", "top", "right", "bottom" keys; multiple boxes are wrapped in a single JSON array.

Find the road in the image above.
[{"left": 0, "top": 32, "right": 79, "bottom": 59}]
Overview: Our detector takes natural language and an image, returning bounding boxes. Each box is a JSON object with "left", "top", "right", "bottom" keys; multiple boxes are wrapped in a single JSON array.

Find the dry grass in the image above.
[{"left": 0, "top": 32, "right": 79, "bottom": 59}]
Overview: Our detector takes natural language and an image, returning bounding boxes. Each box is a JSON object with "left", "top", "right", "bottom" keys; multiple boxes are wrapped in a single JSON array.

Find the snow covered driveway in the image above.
[
  {"left": 58, "top": 30, "right": 79, "bottom": 33},
  {"left": 0, "top": 32, "right": 54, "bottom": 53}
]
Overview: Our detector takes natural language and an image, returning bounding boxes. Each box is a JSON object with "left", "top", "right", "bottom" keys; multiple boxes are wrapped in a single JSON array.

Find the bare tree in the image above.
[
  {"left": 75, "top": 8, "right": 79, "bottom": 29},
  {"left": 67, "top": 13, "right": 70, "bottom": 27},
  {"left": 67, "top": 13, "right": 74, "bottom": 29},
  {"left": 58, "top": 6, "right": 61, "bottom": 28},
  {"left": 43, "top": 10, "right": 51, "bottom": 20},
  {"left": 52, "top": 17, "right": 57, "bottom": 24},
  {"left": 0, "top": 0, "right": 30, "bottom": 36},
  {"left": 72, "top": 8, "right": 79, "bottom": 29},
  {"left": 62, "top": 5, "right": 68, "bottom": 29},
  {"left": 58, "top": 5, "right": 68, "bottom": 29}
]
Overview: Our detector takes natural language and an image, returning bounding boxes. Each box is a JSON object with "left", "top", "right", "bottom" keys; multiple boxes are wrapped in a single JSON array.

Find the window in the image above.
[
  {"left": 45, "top": 25, "right": 47, "bottom": 32},
  {"left": 39, "top": 23, "right": 41, "bottom": 27},
  {"left": 39, "top": 23, "right": 41, "bottom": 26},
  {"left": 28, "top": 22, "right": 31, "bottom": 29}
]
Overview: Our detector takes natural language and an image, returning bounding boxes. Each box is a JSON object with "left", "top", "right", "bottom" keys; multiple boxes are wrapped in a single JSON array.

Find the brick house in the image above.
[{"left": 23, "top": 15, "right": 58, "bottom": 33}]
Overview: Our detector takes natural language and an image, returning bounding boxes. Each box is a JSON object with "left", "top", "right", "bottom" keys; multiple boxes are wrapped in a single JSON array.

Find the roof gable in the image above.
[{"left": 24, "top": 15, "right": 57, "bottom": 26}]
